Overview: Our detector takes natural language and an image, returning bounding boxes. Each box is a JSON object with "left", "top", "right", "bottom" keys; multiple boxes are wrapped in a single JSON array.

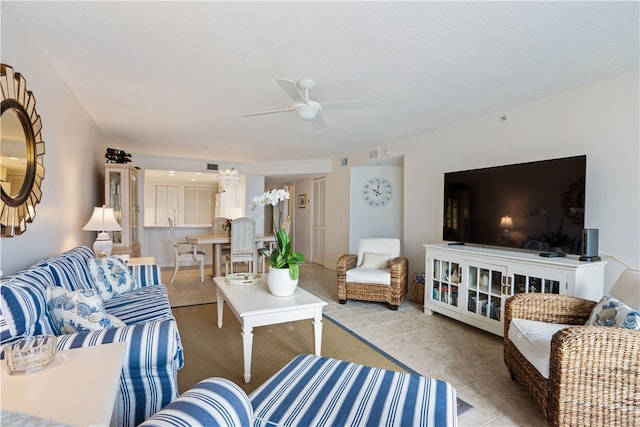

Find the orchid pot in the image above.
[{"left": 267, "top": 267, "right": 298, "bottom": 297}]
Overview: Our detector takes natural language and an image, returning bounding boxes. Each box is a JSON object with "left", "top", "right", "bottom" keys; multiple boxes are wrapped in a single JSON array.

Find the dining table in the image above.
[{"left": 186, "top": 233, "right": 276, "bottom": 277}]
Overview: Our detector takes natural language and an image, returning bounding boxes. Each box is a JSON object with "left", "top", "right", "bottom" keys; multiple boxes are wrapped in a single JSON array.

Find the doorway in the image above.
[{"left": 311, "top": 177, "right": 326, "bottom": 265}]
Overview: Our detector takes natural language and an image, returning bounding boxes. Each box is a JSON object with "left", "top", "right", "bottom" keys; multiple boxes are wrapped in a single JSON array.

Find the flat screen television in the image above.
[{"left": 443, "top": 155, "right": 586, "bottom": 255}]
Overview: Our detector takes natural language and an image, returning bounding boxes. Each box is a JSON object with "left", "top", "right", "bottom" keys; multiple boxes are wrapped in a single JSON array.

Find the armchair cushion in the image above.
[
  {"left": 356, "top": 238, "right": 400, "bottom": 267},
  {"left": 586, "top": 294, "right": 640, "bottom": 329},
  {"left": 345, "top": 267, "right": 391, "bottom": 285},
  {"left": 360, "top": 251, "right": 391, "bottom": 269},
  {"left": 508, "top": 318, "right": 569, "bottom": 378}
]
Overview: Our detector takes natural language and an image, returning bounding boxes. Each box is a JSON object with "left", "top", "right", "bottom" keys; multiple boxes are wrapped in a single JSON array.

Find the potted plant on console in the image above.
[{"left": 250, "top": 189, "right": 305, "bottom": 296}]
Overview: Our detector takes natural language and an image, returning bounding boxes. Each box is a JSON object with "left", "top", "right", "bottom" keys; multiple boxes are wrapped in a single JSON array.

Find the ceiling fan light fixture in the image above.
[{"left": 293, "top": 102, "right": 320, "bottom": 121}]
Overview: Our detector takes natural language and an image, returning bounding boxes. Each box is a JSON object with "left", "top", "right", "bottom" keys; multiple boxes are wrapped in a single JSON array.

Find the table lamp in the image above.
[
  {"left": 499, "top": 215, "right": 514, "bottom": 243},
  {"left": 82, "top": 205, "right": 122, "bottom": 257}
]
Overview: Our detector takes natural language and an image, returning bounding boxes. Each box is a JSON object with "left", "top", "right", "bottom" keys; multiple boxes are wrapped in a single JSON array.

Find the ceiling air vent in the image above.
[
  {"left": 207, "top": 163, "right": 218, "bottom": 171},
  {"left": 369, "top": 148, "right": 379, "bottom": 160}
]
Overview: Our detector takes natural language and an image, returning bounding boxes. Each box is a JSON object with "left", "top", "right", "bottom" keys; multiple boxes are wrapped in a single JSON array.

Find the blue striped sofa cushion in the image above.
[
  {"left": 250, "top": 354, "right": 458, "bottom": 427},
  {"left": 139, "top": 377, "right": 253, "bottom": 427},
  {"left": 129, "top": 264, "right": 162, "bottom": 287},
  {"left": 0, "top": 268, "right": 57, "bottom": 343},
  {"left": 55, "top": 319, "right": 183, "bottom": 427},
  {"left": 36, "top": 246, "right": 95, "bottom": 291},
  {"left": 104, "top": 285, "right": 175, "bottom": 324}
]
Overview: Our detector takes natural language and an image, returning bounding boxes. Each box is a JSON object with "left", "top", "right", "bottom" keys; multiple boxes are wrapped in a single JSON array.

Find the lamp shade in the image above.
[
  {"left": 499, "top": 215, "right": 514, "bottom": 230},
  {"left": 82, "top": 206, "right": 122, "bottom": 232},
  {"left": 82, "top": 206, "right": 121, "bottom": 258}
]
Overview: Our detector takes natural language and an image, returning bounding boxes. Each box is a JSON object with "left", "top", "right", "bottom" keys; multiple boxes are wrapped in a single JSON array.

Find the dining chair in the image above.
[
  {"left": 224, "top": 217, "right": 256, "bottom": 275},
  {"left": 212, "top": 217, "right": 231, "bottom": 256},
  {"left": 212, "top": 217, "right": 228, "bottom": 234},
  {"left": 168, "top": 217, "right": 205, "bottom": 284}
]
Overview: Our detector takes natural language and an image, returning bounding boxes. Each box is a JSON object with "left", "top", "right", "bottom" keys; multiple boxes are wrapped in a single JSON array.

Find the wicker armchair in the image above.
[
  {"left": 503, "top": 269, "right": 640, "bottom": 427},
  {"left": 336, "top": 238, "right": 408, "bottom": 310}
]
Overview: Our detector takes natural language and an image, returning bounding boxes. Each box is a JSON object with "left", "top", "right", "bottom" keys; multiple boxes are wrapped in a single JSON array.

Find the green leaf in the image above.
[
  {"left": 262, "top": 228, "right": 305, "bottom": 271},
  {"left": 289, "top": 263, "right": 299, "bottom": 280}
]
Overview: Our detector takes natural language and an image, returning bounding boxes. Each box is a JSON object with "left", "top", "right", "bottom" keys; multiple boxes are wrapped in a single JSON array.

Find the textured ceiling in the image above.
[{"left": 5, "top": 1, "right": 639, "bottom": 167}]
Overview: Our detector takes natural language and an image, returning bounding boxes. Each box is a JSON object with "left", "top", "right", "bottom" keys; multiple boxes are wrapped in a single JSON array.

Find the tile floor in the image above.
[{"left": 167, "top": 262, "right": 547, "bottom": 427}]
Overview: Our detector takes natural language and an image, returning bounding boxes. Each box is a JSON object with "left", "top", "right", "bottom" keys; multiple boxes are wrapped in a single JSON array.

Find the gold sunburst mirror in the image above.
[{"left": 1, "top": 64, "right": 45, "bottom": 236}]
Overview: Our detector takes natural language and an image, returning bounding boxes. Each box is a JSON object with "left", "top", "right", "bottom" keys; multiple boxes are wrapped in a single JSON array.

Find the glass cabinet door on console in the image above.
[
  {"left": 429, "top": 258, "right": 461, "bottom": 309},
  {"left": 510, "top": 268, "right": 562, "bottom": 296},
  {"left": 105, "top": 164, "right": 141, "bottom": 257},
  {"left": 465, "top": 263, "right": 506, "bottom": 323}
]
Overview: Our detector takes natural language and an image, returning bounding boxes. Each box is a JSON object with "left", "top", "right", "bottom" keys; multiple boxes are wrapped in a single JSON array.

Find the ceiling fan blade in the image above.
[
  {"left": 240, "top": 108, "right": 292, "bottom": 117},
  {"left": 310, "top": 114, "right": 327, "bottom": 130},
  {"left": 276, "top": 78, "right": 306, "bottom": 103},
  {"left": 320, "top": 100, "right": 378, "bottom": 110}
]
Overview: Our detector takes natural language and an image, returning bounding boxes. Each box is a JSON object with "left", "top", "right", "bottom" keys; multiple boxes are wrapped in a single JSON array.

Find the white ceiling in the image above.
[{"left": 5, "top": 1, "right": 639, "bottom": 167}]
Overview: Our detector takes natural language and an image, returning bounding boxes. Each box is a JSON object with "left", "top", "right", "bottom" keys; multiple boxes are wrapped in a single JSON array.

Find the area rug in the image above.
[
  {"left": 171, "top": 303, "right": 472, "bottom": 416},
  {"left": 163, "top": 269, "right": 218, "bottom": 308}
]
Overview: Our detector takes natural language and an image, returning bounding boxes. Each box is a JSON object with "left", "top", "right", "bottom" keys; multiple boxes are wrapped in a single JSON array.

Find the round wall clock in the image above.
[{"left": 361, "top": 177, "right": 393, "bottom": 207}]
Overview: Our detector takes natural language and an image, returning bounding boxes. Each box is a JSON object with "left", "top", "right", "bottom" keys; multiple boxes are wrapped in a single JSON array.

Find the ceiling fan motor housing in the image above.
[{"left": 296, "top": 79, "right": 316, "bottom": 91}]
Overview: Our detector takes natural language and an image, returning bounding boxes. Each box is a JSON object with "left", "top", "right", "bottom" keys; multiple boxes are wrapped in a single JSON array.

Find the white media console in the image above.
[{"left": 423, "top": 243, "right": 607, "bottom": 336}]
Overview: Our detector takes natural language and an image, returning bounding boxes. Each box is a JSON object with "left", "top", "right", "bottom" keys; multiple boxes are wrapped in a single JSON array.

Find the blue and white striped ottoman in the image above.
[
  {"left": 250, "top": 354, "right": 457, "bottom": 427},
  {"left": 141, "top": 354, "right": 457, "bottom": 426}
]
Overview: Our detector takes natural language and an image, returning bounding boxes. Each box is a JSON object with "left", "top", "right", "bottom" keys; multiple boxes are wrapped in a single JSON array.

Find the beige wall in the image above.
[
  {"left": 322, "top": 70, "right": 639, "bottom": 293},
  {"left": 1, "top": 8, "right": 105, "bottom": 275}
]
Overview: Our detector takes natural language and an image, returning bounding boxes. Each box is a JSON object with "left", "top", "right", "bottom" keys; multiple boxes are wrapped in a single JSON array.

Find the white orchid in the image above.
[
  {"left": 249, "top": 188, "right": 290, "bottom": 235},
  {"left": 249, "top": 188, "right": 303, "bottom": 278},
  {"left": 249, "top": 188, "right": 290, "bottom": 209}
]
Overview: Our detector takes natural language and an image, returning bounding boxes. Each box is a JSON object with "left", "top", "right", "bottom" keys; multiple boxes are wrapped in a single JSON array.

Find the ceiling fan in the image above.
[{"left": 241, "top": 78, "right": 376, "bottom": 130}]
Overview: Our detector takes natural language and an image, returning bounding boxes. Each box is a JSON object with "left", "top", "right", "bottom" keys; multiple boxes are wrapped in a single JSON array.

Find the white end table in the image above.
[
  {"left": 214, "top": 277, "right": 327, "bottom": 383},
  {"left": 1, "top": 342, "right": 126, "bottom": 426}
]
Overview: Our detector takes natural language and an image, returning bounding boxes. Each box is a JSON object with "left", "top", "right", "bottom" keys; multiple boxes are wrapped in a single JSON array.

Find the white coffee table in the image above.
[
  {"left": 214, "top": 276, "right": 327, "bottom": 383},
  {"left": 1, "top": 341, "right": 126, "bottom": 426}
]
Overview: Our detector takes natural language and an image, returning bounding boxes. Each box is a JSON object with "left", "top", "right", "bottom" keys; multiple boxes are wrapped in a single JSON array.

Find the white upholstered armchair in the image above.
[{"left": 336, "top": 238, "right": 408, "bottom": 310}]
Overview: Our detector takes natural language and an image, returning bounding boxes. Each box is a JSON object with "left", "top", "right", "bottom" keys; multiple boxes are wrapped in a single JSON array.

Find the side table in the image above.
[
  {"left": 126, "top": 256, "right": 156, "bottom": 265},
  {"left": 1, "top": 342, "right": 126, "bottom": 426}
]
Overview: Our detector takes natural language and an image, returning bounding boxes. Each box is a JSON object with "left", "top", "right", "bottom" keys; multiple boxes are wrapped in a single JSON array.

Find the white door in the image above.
[{"left": 311, "top": 177, "right": 326, "bottom": 265}]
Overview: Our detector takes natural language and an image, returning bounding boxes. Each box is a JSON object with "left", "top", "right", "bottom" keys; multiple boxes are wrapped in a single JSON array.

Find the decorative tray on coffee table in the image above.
[{"left": 226, "top": 273, "right": 263, "bottom": 286}]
